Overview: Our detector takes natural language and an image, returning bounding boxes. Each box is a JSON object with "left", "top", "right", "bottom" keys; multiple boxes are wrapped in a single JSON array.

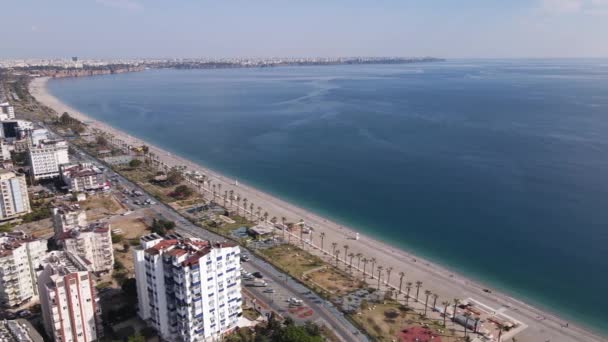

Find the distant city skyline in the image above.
[{"left": 2, "top": 0, "right": 608, "bottom": 59}]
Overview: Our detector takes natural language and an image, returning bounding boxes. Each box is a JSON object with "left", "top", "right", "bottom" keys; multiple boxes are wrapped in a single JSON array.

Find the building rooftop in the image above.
[
  {"left": 41, "top": 251, "right": 91, "bottom": 277},
  {"left": 143, "top": 236, "right": 237, "bottom": 267},
  {"left": 55, "top": 222, "right": 110, "bottom": 241},
  {"left": 0, "top": 319, "right": 44, "bottom": 342},
  {"left": 0, "top": 232, "right": 40, "bottom": 258}
]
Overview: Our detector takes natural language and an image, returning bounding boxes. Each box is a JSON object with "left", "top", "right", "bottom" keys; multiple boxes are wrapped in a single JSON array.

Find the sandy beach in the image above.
[{"left": 30, "top": 76, "right": 606, "bottom": 342}]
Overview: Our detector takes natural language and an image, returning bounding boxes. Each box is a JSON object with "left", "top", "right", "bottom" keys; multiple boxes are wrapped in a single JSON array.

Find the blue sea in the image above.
[{"left": 48, "top": 60, "right": 608, "bottom": 335}]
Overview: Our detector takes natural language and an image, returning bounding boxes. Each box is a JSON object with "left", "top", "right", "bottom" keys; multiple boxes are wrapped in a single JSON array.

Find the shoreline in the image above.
[{"left": 31, "top": 75, "right": 607, "bottom": 342}]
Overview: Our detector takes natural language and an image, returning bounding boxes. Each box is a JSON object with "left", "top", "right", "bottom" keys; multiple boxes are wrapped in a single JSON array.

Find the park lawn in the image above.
[
  {"left": 259, "top": 244, "right": 325, "bottom": 278},
  {"left": 351, "top": 302, "right": 458, "bottom": 342},
  {"left": 306, "top": 268, "right": 366, "bottom": 297}
]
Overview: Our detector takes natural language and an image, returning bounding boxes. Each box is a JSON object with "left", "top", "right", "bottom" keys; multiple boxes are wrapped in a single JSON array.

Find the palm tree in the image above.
[
  {"left": 281, "top": 216, "right": 286, "bottom": 239},
  {"left": 217, "top": 183, "right": 222, "bottom": 199},
  {"left": 320, "top": 232, "right": 326, "bottom": 252},
  {"left": 376, "top": 266, "right": 383, "bottom": 289},
  {"left": 362, "top": 258, "right": 368, "bottom": 278},
  {"left": 223, "top": 190, "right": 228, "bottom": 207},
  {"left": 432, "top": 293, "right": 439, "bottom": 311},
  {"left": 334, "top": 250, "right": 340, "bottom": 266},
  {"left": 343, "top": 245, "right": 349, "bottom": 263},
  {"left": 299, "top": 219, "right": 305, "bottom": 245},
  {"left": 370, "top": 257, "right": 377, "bottom": 276},
  {"left": 229, "top": 190, "right": 234, "bottom": 206},
  {"left": 424, "top": 290, "right": 432, "bottom": 316},
  {"left": 263, "top": 211, "right": 269, "bottom": 222},
  {"left": 463, "top": 312, "right": 471, "bottom": 337},
  {"left": 441, "top": 301, "right": 450, "bottom": 327},
  {"left": 398, "top": 272, "right": 405, "bottom": 295},
  {"left": 415, "top": 281, "right": 423, "bottom": 302},
  {"left": 242, "top": 198, "right": 248, "bottom": 216},
  {"left": 331, "top": 242, "right": 338, "bottom": 258},
  {"left": 452, "top": 298, "right": 461, "bottom": 320},
  {"left": 235, "top": 196, "right": 241, "bottom": 215},
  {"left": 497, "top": 325, "right": 505, "bottom": 342},
  {"left": 249, "top": 203, "right": 254, "bottom": 219},
  {"left": 348, "top": 253, "right": 355, "bottom": 271},
  {"left": 356, "top": 253, "right": 362, "bottom": 270},
  {"left": 405, "top": 282, "right": 413, "bottom": 304},
  {"left": 474, "top": 317, "right": 480, "bottom": 334},
  {"left": 385, "top": 267, "right": 393, "bottom": 286},
  {"left": 256, "top": 206, "right": 262, "bottom": 219},
  {"left": 212, "top": 184, "right": 216, "bottom": 199}
]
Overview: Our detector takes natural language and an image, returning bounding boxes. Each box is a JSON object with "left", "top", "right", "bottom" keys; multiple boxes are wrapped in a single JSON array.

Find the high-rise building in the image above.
[
  {"left": 51, "top": 205, "right": 87, "bottom": 238},
  {"left": 0, "top": 231, "right": 46, "bottom": 307},
  {"left": 28, "top": 140, "right": 69, "bottom": 180},
  {"left": 133, "top": 234, "right": 242, "bottom": 341},
  {"left": 56, "top": 222, "right": 114, "bottom": 273},
  {"left": 0, "top": 170, "right": 31, "bottom": 221},
  {"left": 37, "top": 251, "right": 101, "bottom": 342}
]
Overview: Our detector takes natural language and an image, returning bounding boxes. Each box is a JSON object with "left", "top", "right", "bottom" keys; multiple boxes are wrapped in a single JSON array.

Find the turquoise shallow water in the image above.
[{"left": 48, "top": 60, "right": 608, "bottom": 336}]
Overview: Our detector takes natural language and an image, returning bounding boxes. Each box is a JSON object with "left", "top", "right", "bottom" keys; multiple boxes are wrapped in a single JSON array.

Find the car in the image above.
[
  {"left": 252, "top": 272, "right": 263, "bottom": 279},
  {"left": 240, "top": 255, "right": 250, "bottom": 262},
  {"left": 263, "top": 288, "right": 275, "bottom": 293},
  {"left": 483, "top": 288, "right": 492, "bottom": 293},
  {"left": 17, "top": 310, "right": 31, "bottom": 318},
  {"left": 122, "top": 210, "right": 132, "bottom": 216},
  {"left": 288, "top": 297, "right": 303, "bottom": 306}
]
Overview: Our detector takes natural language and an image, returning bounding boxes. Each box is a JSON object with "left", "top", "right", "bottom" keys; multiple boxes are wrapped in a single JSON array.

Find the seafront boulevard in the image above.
[{"left": 30, "top": 76, "right": 607, "bottom": 342}]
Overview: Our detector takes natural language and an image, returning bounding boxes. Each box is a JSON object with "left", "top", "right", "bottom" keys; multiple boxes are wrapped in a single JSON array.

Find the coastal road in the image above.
[{"left": 68, "top": 143, "right": 367, "bottom": 342}]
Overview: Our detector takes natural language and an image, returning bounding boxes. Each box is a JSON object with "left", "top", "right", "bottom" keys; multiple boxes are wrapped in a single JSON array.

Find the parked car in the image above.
[{"left": 252, "top": 272, "right": 263, "bottom": 279}]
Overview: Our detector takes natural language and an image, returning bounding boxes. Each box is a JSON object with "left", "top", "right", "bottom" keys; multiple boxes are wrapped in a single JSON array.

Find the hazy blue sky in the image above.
[{"left": 2, "top": 0, "right": 608, "bottom": 58}]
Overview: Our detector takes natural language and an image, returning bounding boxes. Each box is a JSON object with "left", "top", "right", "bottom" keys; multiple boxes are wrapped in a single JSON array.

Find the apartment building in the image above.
[
  {"left": 0, "top": 170, "right": 31, "bottom": 221},
  {"left": 0, "top": 232, "right": 46, "bottom": 307},
  {"left": 37, "top": 251, "right": 101, "bottom": 342},
  {"left": 56, "top": 222, "right": 114, "bottom": 273},
  {"left": 60, "top": 163, "right": 108, "bottom": 192},
  {"left": 133, "top": 234, "right": 242, "bottom": 341},
  {"left": 51, "top": 205, "right": 87, "bottom": 238},
  {"left": 0, "top": 102, "right": 15, "bottom": 121},
  {"left": 28, "top": 140, "right": 69, "bottom": 180}
]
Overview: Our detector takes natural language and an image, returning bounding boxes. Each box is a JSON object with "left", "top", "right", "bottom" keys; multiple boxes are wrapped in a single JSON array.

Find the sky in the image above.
[{"left": 1, "top": 0, "right": 608, "bottom": 59}]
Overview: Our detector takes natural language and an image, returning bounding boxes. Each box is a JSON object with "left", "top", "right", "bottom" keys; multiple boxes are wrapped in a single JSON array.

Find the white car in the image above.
[{"left": 288, "top": 297, "right": 303, "bottom": 306}]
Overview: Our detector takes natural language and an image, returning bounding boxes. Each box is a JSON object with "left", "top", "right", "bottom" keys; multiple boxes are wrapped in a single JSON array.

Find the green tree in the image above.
[
  {"left": 166, "top": 168, "right": 183, "bottom": 185},
  {"left": 129, "top": 159, "right": 143, "bottom": 168},
  {"left": 96, "top": 135, "right": 108, "bottom": 146},
  {"left": 127, "top": 334, "right": 145, "bottom": 342},
  {"left": 171, "top": 185, "right": 193, "bottom": 199}
]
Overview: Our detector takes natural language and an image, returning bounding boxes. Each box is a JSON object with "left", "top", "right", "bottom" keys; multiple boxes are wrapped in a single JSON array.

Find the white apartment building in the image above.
[
  {"left": 28, "top": 140, "right": 69, "bottom": 180},
  {"left": 0, "top": 103, "right": 15, "bottom": 121},
  {"left": 60, "top": 163, "right": 108, "bottom": 192},
  {"left": 51, "top": 205, "right": 87, "bottom": 238},
  {"left": 133, "top": 234, "right": 242, "bottom": 341},
  {"left": 0, "top": 140, "right": 10, "bottom": 164},
  {"left": 0, "top": 170, "right": 31, "bottom": 221},
  {"left": 0, "top": 232, "right": 46, "bottom": 308},
  {"left": 56, "top": 222, "right": 114, "bottom": 273},
  {"left": 37, "top": 251, "right": 101, "bottom": 342}
]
